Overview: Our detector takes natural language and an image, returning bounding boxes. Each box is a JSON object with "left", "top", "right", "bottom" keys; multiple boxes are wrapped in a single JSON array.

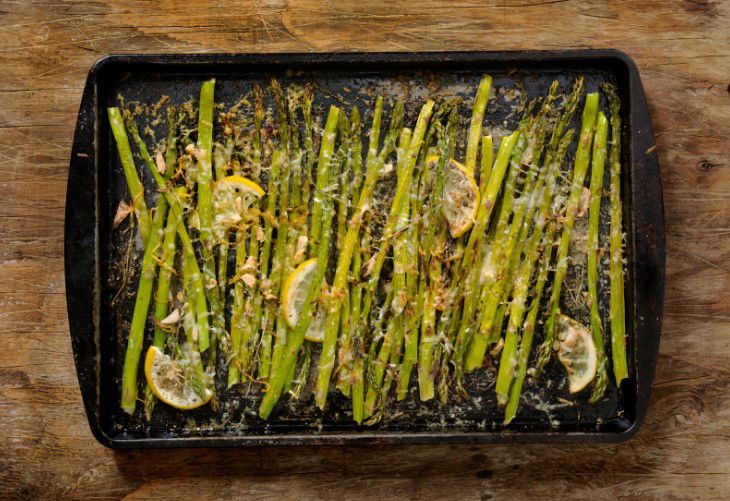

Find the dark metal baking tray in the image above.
[{"left": 64, "top": 50, "right": 665, "bottom": 448}]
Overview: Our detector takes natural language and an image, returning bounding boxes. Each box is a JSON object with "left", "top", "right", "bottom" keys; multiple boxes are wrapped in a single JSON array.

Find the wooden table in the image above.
[{"left": 2, "top": 1, "right": 728, "bottom": 499}]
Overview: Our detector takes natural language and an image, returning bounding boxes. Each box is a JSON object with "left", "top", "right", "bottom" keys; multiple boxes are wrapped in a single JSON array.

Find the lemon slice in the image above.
[
  {"left": 213, "top": 175, "right": 265, "bottom": 240},
  {"left": 217, "top": 175, "right": 265, "bottom": 197},
  {"left": 282, "top": 258, "right": 318, "bottom": 329},
  {"left": 556, "top": 315, "right": 598, "bottom": 393},
  {"left": 441, "top": 158, "right": 480, "bottom": 238},
  {"left": 304, "top": 308, "right": 326, "bottom": 343},
  {"left": 144, "top": 346, "right": 212, "bottom": 410},
  {"left": 281, "top": 258, "right": 327, "bottom": 342}
]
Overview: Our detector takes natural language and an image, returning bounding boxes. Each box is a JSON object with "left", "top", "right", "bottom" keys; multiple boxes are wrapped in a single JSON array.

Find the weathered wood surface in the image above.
[{"left": 1, "top": 0, "right": 729, "bottom": 499}]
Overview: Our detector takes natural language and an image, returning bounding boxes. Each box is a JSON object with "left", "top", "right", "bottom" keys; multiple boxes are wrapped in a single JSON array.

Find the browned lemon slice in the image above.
[
  {"left": 441, "top": 158, "right": 480, "bottom": 238},
  {"left": 282, "top": 258, "right": 318, "bottom": 329},
  {"left": 213, "top": 175, "right": 265, "bottom": 240},
  {"left": 281, "top": 258, "right": 326, "bottom": 342},
  {"left": 145, "top": 346, "right": 212, "bottom": 410},
  {"left": 556, "top": 315, "right": 598, "bottom": 393}
]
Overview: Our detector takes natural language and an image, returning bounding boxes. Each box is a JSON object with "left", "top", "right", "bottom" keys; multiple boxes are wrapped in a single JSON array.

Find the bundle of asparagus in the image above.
[{"left": 109, "top": 74, "right": 627, "bottom": 425}]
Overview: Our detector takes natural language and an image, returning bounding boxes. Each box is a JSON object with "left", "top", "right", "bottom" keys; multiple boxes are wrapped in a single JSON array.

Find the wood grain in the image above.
[{"left": 1, "top": 0, "right": 729, "bottom": 499}]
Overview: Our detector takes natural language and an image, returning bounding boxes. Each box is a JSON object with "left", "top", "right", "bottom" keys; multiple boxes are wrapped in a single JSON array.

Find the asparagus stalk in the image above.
[
  {"left": 181, "top": 259, "right": 198, "bottom": 348},
  {"left": 136, "top": 133, "right": 210, "bottom": 353},
  {"left": 395, "top": 178, "right": 424, "bottom": 400},
  {"left": 479, "top": 135, "right": 493, "bottom": 193},
  {"left": 213, "top": 143, "right": 232, "bottom": 305},
  {"left": 465, "top": 75, "right": 493, "bottom": 173},
  {"left": 241, "top": 230, "right": 262, "bottom": 380},
  {"left": 285, "top": 87, "right": 306, "bottom": 267},
  {"left": 213, "top": 145, "right": 233, "bottom": 382},
  {"left": 503, "top": 218, "right": 556, "bottom": 424},
  {"left": 588, "top": 112, "right": 610, "bottom": 402},
  {"left": 144, "top": 206, "right": 179, "bottom": 418},
  {"left": 120, "top": 195, "right": 169, "bottom": 414},
  {"left": 180, "top": 254, "right": 213, "bottom": 392},
  {"left": 464, "top": 88, "right": 560, "bottom": 372},
  {"left": 335, "top": 112, "right": 353, "bottom": 253},
  {"left": 373, "top": 316, "right": 407, "bottom": 417},
  {"left": 196, "top": 79, "right": 216, "bottom": 249},
  {"left": 449, "top": 131, "right": 519, "bottom": 371},
  {"left": 418, "top": 233, "right": 443, "bottom": 401},
  {"left": 397, "top": 182, "right": 421, "bottom": 399},
  {"left": 150, "top": 108, "right": 178, "bottom": 350},
  {"left": 121, "top": 110, "right": 215, "bottom": 356},
  {"left": 369, "top": 312, "right": 406, "bottom": 423},
  {"left": 227, "top": 226, "right": 249, "bottom": 387},
  {"left": 266, "top": 83, "right": 295, "bottom": 380},
  {"left": 348, "top": 98, "right": 390, "bottom": 418},
  {"left": 301, "top": 88, "right": 315, "bottom": 215},
  {"left": 149, "top": 107, "right": 179, "bottom": 352},
  {"left": 396, "top": 195, "right": 432, "bottom": 400},
  {"left": 290, "top": 344, "right": 312, "bottom": 400},
  {"left": 348, "top": 106, "right": 364, "bottom": 205},
  {"left": 534, "top": 92, "right": 600, "bottom": 377},
  {"left": 244, "top": 85, "right": 268, "bottom": 379},
  {"left": 108, "top": 107, "right": 151, "bottom": 246},
  {"left": 152, "top": 210, "right": 179, "bottom": 348},
  {"left": 259, "top": 105, "right": 340, "bottom": 419},
  {"left": 321, "top": 99, "right": 405, "bottom": 413},
  {"left": 500, "top": 100, "right": 581, "bottom": 420},
  {"left": 416, "top": 105, "right": 460, "bottom": 401},
  {"left": 497, "top": 81, "right": 586, "bottom": 406},
  {"left": 194, "top": 79, "right": 223, "bottom": 365},
  {"left": 402, "top": 103, "right": 457, "bottom": 399},
  {"left": 149, "top": 180, "right": 190, "bottom": 370},
  {"left": 335, "top": 107, "right": 363, "bottom": 396},
  {"left": 309, "top": 107, "right": 342, "bottom": 256},
  {"left": 362, "top": 127, "right": 412, "bottom": 415},
  {"left": 271, "top": 80, "right": 291, "bottom": 154},
  {"left": 337, "top": 251, "right": 361, "bottom": 397},
  {"left": 350, "top": 101, "right": 434, "bottom": 413},
  {"left": 280, "top": 88, "right": 308, "bottom": 395},
  {"left": 494, "top": 129, "right": 575, "bottom": 404},
  {"left": 316, "top": 101, "right": 421, "bottom": 410},
  {"left": 366, "top": 308, "right": 406, "bottom": 418},
  {"left": 604, "top": 83, "right": 628, "bottom": 385},
  {"left": 126, "top": 113, "right": 214, "bottom": 358},
  {"left": 313, "top": 114, "right": 354, "bottom": 392},
  {"left": 256, "top": 140, "right": 282, "bottom": 381},
  {"left": 264, "top": 150, "right": 290, "bottom": 376}
]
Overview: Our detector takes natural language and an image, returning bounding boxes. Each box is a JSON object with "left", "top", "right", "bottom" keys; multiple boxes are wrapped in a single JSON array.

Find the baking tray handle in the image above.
[
  {"left": 626, "top": 54, "right": 666, "bottom": 436},
  {"left": 65, "top": 68, "right": 107, "bottom": 444}
]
